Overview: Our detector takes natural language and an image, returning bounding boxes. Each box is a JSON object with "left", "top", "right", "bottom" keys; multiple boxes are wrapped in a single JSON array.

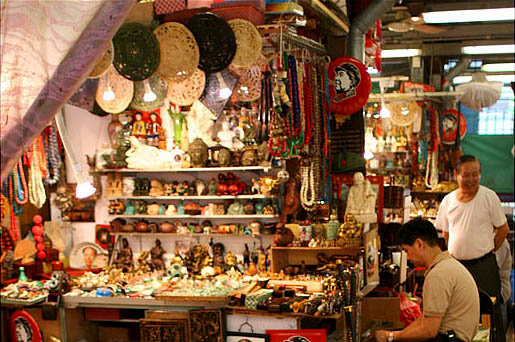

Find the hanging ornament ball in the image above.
[
  {"left": 32, "top": 226, "right": 43, "bottom": 236},
  {"left": 34, "top": 236, "right": 43, "bottom": 244},
  {"left": 37, "top": 251, "right": 47, "bottom": 260},
  {"left": 277, "top": 170, "right": 290, "bottom": 184},
  {"left": 328, "top": 57, "right": 371, "bottom": 116},
  {"left": 36, "top": 243, "right": 46, "bottom": 251},
  {"left": 33, "top": 215, "right": 43, "bottom": 225}
]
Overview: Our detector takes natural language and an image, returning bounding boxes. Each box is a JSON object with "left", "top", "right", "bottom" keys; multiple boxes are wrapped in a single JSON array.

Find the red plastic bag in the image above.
[{"left": 399, "top": 292, "right": 422, "bottom": 327}]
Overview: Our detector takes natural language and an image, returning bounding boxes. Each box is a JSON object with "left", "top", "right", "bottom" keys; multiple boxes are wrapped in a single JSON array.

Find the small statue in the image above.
[
  {"left": 184, "top": 244, "right": 211, "bottom": 274},
  {"left": 195, "top": 179, "right": 206, "bottom": 196},
  {"left": 273, "top": 223, "right": 294, "bottom": 247},
  {"left": 146, "top": 112, "right": 161, "bottom": 147},
  {"left": 208, "top": 178, "right": 217, "bottom": 195},
  {"left": 54, "top": 185, "right": 72, "bottom": 221},
  {"left": 280, "top": 174, "right": 300, "bottom": 224},
  {"left": 241, "top": 148, "right": 257, "bottom": 166},
  {"left": 115, "top": 238, "right": 133, "bottom": 272},
  {"left": 257, "top": 141, "right": 270, "bottom": 167},
  {"left": 225, "top": 251, "right": 236, "bottom": 268},
  {"left": 149, "top": 179, "right": 165, "bottom": 197},
  {"left": 217, "top": 121, "right": 236, "bottom": 149},
  {"left": 131, "top": 112, "right": 147, "bottom": 142},
  {"left": 123, "top": 201, "right": 135, "bottom": 215},
  {"left": 345, "top": 172, "right": 377, "bottom": 223},
  {"left": 150, "top": 239, "right": 166, "bottom": 271},
  {"left": 171, "top": 249, "right": 183, "bottom": 265},
  {"left": 227, "top": 200, "right": 245, "bottom": 215},
  {"left": 218, "top": 147, "right": 232, "bottom": 167},
  {"left": 209, "top": 239, "right": 225, "bottom": 269},
  {"left": 189, "top": 138, "right": 208, "bottom": 168}
]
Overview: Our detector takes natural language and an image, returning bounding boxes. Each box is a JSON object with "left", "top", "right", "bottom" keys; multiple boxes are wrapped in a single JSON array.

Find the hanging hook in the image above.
[{"left": 238, "top": 316, "right": 254, "bottom": 333}]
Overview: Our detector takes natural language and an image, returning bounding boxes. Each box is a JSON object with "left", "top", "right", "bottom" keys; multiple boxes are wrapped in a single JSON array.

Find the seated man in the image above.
[{"left": 375, "top": 218, "right": 479, "bottom": 342}]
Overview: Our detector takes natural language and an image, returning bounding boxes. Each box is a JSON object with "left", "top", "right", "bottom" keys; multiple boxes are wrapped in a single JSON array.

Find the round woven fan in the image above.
[
  {"left": 186, "top": 13, "right": 236, "bottom": 73},
  {"left": 389, "top": 101, "right": 419, "bottom": 126},
  {"left": 88, "top": 40, "right": 114, "bottom": 79},
  {"left": 112, "top": 22, "right": 160, "bottom": 81},
  {"left": 229, "top": 64, "right": 261, "bottom": 102},
  {"left": 228, "top": 19, "right": 262, "bottom": 68},
  {"left": 130, "top": 73, "right": 168, "bottom": 111},
  {"left": 95, "top": 66, "right": 134, "bottom": 114},
  {"left": 166, "top": 68, "right": 206, "bottom": 106},
  {"left": 153, "top": 22, "right": 199, "bottom": 81},
  {"left": 14, "top": 239, "right": 36, "bottom": 261}
]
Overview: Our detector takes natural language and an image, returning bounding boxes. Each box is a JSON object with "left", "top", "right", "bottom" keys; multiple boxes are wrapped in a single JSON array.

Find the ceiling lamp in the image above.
[
  {"left": 456, "top": 72, "right": 503, "bottom": 111},
  {"left": 462, "top": 44, "right": 515, "bottom": 55},
  {"left": 381, "top": 49, "right": 421, "bottom": 58},
  {"left": 422, "top": 8, "right": 515, "bottom": 24}
]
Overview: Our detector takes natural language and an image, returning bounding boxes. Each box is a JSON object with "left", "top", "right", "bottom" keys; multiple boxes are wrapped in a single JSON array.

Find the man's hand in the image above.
[{"left": 375, "top": 330, "right": 391, "bottom": 342}]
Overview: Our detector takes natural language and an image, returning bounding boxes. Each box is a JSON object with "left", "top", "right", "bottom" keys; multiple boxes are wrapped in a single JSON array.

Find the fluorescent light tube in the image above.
[
  {"left": 381, "top": 49, "right": 421, "bottom": 58},
  {"left": 453, "top": 74, "right": 515, "bottom": 84},
  {"left": 422, "top": 8, "right": 515, "bottom": 24},
  {"left": 481, "top": 63, "right": 515, "bottom": 72},
  {"left": 462, "top": 44, "right": 515, "bottom": 55}
]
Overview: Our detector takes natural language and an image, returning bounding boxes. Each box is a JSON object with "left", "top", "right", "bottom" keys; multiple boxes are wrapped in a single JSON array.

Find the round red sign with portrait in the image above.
[
  {"left": 9, "top": 310, "right": 42, "bottom": 342},
  {"left": 328, "top": 57, "right": 372, "bottom": 116},
  {"left": 441, "top": 109, "right": 467, "bottom": 144}
]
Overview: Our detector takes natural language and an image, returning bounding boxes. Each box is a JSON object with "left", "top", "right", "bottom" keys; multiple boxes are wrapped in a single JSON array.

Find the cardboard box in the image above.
[{"left": 361, "top": 297, "right": 401, "bottom": 332}]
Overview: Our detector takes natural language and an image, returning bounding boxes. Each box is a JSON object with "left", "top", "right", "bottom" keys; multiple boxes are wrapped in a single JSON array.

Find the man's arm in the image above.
[
  {"left": 442, "top": 231, "right": 449, "bottom": 245},
  {"left": 493, "top": 222, "right": 509, "bottom": 251},
  {"left": 375, "top": 315, "right": 442, "bottom": 342}
]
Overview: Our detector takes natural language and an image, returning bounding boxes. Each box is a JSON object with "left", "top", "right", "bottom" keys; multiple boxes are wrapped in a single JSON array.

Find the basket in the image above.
[
  {"left": 384, "top": 186, "right": 404, "bottom": 208},
  {"left": 211, "top": 5, "right": 265, "bottom": 26},
  {"left": 337, "top": 238, "right": 362, "bottom": 248}
]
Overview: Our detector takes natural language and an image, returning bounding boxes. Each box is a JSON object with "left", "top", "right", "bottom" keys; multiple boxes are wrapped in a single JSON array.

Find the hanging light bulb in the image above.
[
  {"left": 216, "top": 73, "right": 232, "bottom": 99},
  {"left": 102, "top": 73, "right": 115, "bottom": 102},
  {"left": 55, "top": 108, "right": 96, "bottom": 199},
  {"left": 379, "top": 98, "right": 391, "bottom": 118},
  {"left": 142, "top": 79, "right": 157, "bottom": 102},
  {"left": 363, "top": 151, "right": 374, "bottom": 160},
  {"left": 400, "top": 106, "right": 410, "bottom": 116}
]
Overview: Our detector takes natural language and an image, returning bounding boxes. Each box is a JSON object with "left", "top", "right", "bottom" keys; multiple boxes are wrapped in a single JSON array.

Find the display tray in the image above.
[
  {"left": 62, "top": 295, "right": 226, "bottom": 309},
  {"left": 227, "top": 305, "right": 343, "bottom": 320},
  {"left": 0, "top": 295, "right": 47, "bottom": 306},
  {"left": 154, "top": 295, "right": 227, "bottom": 304}
]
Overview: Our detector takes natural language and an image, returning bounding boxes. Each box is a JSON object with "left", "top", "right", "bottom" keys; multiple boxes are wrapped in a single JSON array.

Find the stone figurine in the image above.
[
  {"left": 150, "top": 239, "right": 166, "bottom": 271},
  {"left": 189, "top": 138, "right": 208, "bottom": 168},
  {"left": 345, "top": 172, "right": 377, "bottom": 223}
]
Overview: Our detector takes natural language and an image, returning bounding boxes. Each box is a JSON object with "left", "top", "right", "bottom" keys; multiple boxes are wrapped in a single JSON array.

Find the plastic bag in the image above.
[{"left": 399, "top": 292, "right": 422, "bottom": 327}]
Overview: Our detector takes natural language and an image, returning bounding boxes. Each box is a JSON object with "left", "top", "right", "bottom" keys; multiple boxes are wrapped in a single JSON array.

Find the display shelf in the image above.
[
  {"left": 112, "top": 232, "right": 272, "bottom": 237},
  {"left": 270, "top": 246, "right": 363, "bottom": 273},
  {"left": 227, "top": 306, "right": 343, "bottom": 320},
  {"left": 409, "top": 214, "right": 436, "bottom": 219},
  {"left": 94, "top": 166, "right": 271, "bottom": 173},
  {"left": 110, "top": 214, "right": 278, "bottom": 219},
  {"left": 107, "top": 195, "right": 276, "bottom": 200}
]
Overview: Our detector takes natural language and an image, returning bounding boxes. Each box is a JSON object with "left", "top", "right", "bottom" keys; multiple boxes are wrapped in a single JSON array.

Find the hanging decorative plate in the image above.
[
  {"left": 88, "top": 40, "right": 114, "bottom": 79},
  {"left": 328, "top": 57, "right": 371, "bottom": 115},
  {"left": 228, "top": 19, "right": 262, "bottom": 68},
  {"left": 95, "top": 66, "right": 134, "bottom": 114},
  {"left": 166, "top": 68, "right": 206, "bottom": 106},
  {"left": 389, "top": 101, "right": 420, "bottom": 126},
  {"left": 200, "top": 69, "right": 238, "bottom": 118},
  {"left": 186, "top": 13, "right": 236, "bottom": 73},
  {"left": 130, "top": 73, "right": 168, "bottom": 111},
  {"left": 441, "top": 109, "right": 467, "bottom": 145},
  {"left": 153, "top": 22, "right": 199, "bottom": 81},
  {"left": 229, "top": 63, "right": 262, "bottom": 102},
  {"left": 9, "top": 310, "right": 43, "bottom": 342},
  {"left": 69, "top": 242, "right": 108, "bottom": 270},
  {"left": 112, "top": 22, "right": 160, "bottom": 81},
  {"left": 68, "top": 78, "right": 98, "bottom": 112}
]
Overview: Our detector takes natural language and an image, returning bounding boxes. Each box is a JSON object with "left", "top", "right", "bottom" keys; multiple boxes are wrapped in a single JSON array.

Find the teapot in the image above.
[
  {"left": 135, "top": 220, "right": 150, "bottom": 233},
  {"left": 147, "top": 203, "right": 161, "bottom": 216},
  {"left": 159, "top": 221, "right": 176, "bottom": 233}
]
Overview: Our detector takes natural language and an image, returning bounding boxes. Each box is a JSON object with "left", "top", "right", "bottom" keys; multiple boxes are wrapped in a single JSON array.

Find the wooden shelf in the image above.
[
  {"left": 94, "top": 166, "right": 271, "bottom": 173},
  {"left": 270, "top": 246, "right": 363, "bottom": 273},
  {"left": 112, "top": 232, "right": 272, "bottom": 238},
  {"left": 110, "top": 214, "right": 278, "bottom": 219},
  {"left": 107, "top": 195, "right": 276, "bottom": 200}
]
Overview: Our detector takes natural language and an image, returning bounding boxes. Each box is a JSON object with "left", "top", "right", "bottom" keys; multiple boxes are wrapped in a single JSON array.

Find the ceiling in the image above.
[{"left": 375, "top": 0, "right": 514, "bottom": 79}]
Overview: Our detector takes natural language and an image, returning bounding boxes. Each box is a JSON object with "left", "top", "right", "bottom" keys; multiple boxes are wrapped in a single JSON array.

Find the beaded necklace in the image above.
[
  {"left": 15, "top": 159, "right": 28, "bottom": 205},
  {"left": 286, "top": 55, "right": 304, "bottom": 155},
  {"left": 311, "top": 64, "right": 323, "bottom": 201},
  {"left": 302, "top": 62, "right": 314, "bottom": 146},
  {"left": 8, "top": 173, "right": 20, "bottom": 241},
  {"left": 45, "top": 120, "right": 62, "bottom": 185},
  {"left": 28, "top": 141, "right": 47, "bottom": 209},
  {"left": 300, "top": 163, "right": 316, "bottom": 211}
]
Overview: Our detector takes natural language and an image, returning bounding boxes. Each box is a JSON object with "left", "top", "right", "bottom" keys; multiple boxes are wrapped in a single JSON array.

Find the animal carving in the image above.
[
  {"left": 280, "top": 174, "right": 300, "bottom": 223},
  {"left": 273, "top": 224, "right": 294, "bottom": 247}
]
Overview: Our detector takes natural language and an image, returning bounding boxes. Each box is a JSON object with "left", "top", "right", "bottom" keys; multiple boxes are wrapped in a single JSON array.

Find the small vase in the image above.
[{"left": 108, "top": 114, "right": 123, "bottom": 148}]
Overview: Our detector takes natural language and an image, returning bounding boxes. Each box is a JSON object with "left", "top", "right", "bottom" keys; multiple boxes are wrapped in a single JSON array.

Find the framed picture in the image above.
[
  {"left": 227, "top": 331, "right": 269, "bottom": 342},
  {"left": 364, "top": 228, "right": 380, "bottom": 285},
  {"left": 266, "top": 329, "right": 326, "bottom": 342},
  {"left": 69, "top": 242, "right": 108, "bottom": 270},
  {"left": 333, "top": 174, "right": 384, "bottom": 223}
]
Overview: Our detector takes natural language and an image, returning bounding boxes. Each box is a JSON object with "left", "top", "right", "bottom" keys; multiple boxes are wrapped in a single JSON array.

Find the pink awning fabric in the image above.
[{"left": 0, "top": 0, "right": 135, "bottom": 181}]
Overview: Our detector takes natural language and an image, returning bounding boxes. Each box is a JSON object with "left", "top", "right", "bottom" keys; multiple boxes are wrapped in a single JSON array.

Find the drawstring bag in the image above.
[{"left": 399, "top": 292, "right": 422, "bottom": 327}]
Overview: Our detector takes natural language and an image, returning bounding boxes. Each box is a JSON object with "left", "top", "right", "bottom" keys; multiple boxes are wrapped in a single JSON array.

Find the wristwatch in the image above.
[{"left": 387, "top": 331, "right": 395, "bottom": 342}]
